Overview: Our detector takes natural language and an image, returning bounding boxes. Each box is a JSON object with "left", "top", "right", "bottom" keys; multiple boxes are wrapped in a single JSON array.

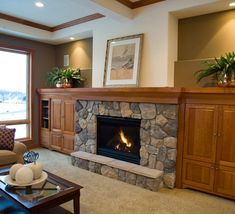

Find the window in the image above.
[{"left": 0, "top": 47, "right": 32, "bottom": 140}]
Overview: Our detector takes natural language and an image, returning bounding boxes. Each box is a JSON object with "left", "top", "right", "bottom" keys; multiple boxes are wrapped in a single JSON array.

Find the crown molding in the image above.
[
  {"left": 52, "top": 13, "right": 105, "bottom": 31},
  {"left": 0, "top": 13, "right": 105, "bottom": 32},
  {"left": 115, "top": 0, "right": 165, "bottom": 9},
  {"left": 0, "top": 13, "right": 52, "bottom": 31}
]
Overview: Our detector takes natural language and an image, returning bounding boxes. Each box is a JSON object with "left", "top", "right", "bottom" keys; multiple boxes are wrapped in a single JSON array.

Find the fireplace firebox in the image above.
[{"left": 97, "top": 115, "right": 141, "bottom": 164}]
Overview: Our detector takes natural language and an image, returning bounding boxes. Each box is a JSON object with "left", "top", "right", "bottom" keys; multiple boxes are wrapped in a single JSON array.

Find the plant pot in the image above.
[
  {"left": 217, "top": 74, "right": 235, "bottom": 87},
  {"left": 62, "top": 79, "right": 72, "bottom": 88},
  {"left": 56, "top": 81, "right": 63, "bottom": 88},
  {"left": 63, "top": 83, "right": 72, "bottom": 88}
]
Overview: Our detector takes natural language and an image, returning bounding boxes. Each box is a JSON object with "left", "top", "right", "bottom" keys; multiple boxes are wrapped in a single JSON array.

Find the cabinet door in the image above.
[
  {"left": 217, "top": 105, "right": 235, "bottom": 168},
  {"left": 62, "top": 100, "right": 75, "bottom": 134},
  {"left": 183, "top": 159, "right": 215, "bottom": 191},
  {"left": 184, "top": 104, "right": 218, "bottom": 163},
  {"left": 50, "top": 132, "right": 63, "bottom": 151},
  {"left": 62, "top": 134, "right": 74, "bottom": 154},
  {"left": 51, "top": 99, "right": 62, "bottom": 132},
  {"left": 40, "top": 129, "right": 50, "bottom": 148},
  {"left": 215, "top": 165, "right": 235, "bottom": 198}
]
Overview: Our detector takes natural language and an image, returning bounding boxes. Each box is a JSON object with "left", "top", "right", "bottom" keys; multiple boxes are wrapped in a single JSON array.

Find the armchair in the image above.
[{"left": 0, "top": 141, "right": 27, "bottom": 169}]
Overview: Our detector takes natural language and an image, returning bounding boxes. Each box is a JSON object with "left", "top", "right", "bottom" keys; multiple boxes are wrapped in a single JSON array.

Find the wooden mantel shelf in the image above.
[
  {"left": 37, "top": 87, "right": 182, "bottom": 104},
  {"left": 37, "top": 87, "right": 235, "bottom": 105}
]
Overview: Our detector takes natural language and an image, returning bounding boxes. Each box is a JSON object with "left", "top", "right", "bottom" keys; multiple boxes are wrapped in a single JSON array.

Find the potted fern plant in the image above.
[{"left": 195, "top": 52, "right": 235, "bottom": 86}]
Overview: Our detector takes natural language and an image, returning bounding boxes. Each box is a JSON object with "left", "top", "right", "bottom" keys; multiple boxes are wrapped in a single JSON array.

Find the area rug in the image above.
[{"left": 35, "top": 148, "right": 235, "bottom": 214}]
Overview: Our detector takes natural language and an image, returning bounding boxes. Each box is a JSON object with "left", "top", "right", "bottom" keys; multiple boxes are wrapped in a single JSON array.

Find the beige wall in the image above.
[
  {"left": 55, "top": 38, "right": 92, "bottom": 87},
  {"left": 0, "top": 33, "right": 56, "bottom": 145},
  {"left": 175, "top": 9, "right": 235, "bottom": 87}
]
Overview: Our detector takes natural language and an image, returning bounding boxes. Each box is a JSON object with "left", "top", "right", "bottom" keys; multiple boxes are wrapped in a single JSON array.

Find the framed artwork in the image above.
[{"left": 103, "top": 34, "right": 143, "bottom": 87}]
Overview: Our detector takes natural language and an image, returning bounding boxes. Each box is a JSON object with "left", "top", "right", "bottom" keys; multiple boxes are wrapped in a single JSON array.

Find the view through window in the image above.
[{"left": 0, "top": 48, "right": 31, "bottom": 139}]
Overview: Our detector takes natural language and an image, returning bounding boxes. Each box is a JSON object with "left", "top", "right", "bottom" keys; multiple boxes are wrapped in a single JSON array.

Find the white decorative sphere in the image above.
[
  {"left": 15, "top": 166, "right": 34, "bottom": 185},
  {"left": 10, "top": 164, "right": 23, "bottom": 180},
  {"left": 28, "top": 162, "right": 43, "bottom": 179}
]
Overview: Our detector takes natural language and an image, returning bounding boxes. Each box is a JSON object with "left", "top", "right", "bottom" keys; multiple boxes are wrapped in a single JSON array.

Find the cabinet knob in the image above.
[
  {"left": 213, "top": 133, "right": 217, "bottom": 136},
  {"left": 210, "top": 165, "right": 214, "bottom": 169}
]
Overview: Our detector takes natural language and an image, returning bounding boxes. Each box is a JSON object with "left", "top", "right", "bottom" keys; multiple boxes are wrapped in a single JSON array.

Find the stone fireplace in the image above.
[{"left": 73, "top": 100, "right": 178, "bottom": 188}]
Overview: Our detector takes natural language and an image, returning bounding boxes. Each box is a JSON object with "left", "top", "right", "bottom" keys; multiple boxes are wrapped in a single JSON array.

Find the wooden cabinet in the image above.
[
  {"left": 182, "top": 104, "right": 235, "bottom": 199},
  {"left": 39, "top": 92, "right": 75, "bottom": 154},
  {"left": 50, "top": 98, "right": 75, "bottom": 154}
]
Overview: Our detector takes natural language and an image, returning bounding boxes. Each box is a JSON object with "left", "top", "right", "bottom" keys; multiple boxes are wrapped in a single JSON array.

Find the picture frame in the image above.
[{"left": 103, "top": 34, "right": 143, "bottom": 87}]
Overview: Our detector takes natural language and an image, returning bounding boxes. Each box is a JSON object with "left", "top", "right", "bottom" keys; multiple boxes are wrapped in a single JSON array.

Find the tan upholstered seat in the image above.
[
  {"left": 0, "top": 142, "right": 27, "bottom": 169},
  {"left": 0, "top": 150, "right": 17, "bottom": 165}
]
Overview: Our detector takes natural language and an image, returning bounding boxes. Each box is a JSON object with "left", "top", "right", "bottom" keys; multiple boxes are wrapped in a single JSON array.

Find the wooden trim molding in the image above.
[
  {"left": 116, "top": 0, "right": 133, "bottom": 8},
  {"left": 0, "top": 13, "right": 52, "bottom": 31},
  {"left": 132, "top": 0, "right": 165, "bottom": 8},
  {"left": 182, "top": 87, "right": 235, "bottom": 105},
  {"left": 37, "top": 87, "right": 182, "bottom": 104},
  {"left": 0, "top": 12, "right": 105, "bottom": 32},
  {"left": 37, "top": 87, "right": 235, "bottom": 105},
  {"left": 116, "top": 0, "right": 165, "bottom": 9},
  {"left": 52, "top": 13, "right": 105, "bottom": 31}
]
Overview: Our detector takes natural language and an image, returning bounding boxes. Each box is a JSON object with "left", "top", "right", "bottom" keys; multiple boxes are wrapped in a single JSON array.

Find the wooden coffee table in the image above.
[{"left": 0, "top": 168, "right": 83, "bottom": 214}]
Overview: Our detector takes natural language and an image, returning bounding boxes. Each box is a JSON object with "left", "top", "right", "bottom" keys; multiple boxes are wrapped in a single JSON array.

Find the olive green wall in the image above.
[
  {"left": 175, "top": 9, "right": 235, "bottom": 87},
  {"left": 55, "top": 38, "right": 92, "bottom": 87},
  {"left": 0, "top": 33, "right": 56, "bottom": 145}
]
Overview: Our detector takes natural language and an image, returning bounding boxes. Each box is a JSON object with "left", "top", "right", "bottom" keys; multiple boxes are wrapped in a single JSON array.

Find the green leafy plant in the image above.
[
  {"left": 195, "top": 52, "right": 235, "bottom": 86},
  {"left": 47, "top": 67, "right": 63, "bottom": 86},
  {"left": 47, "top": 67, "right": 85, "bottom": 87}
]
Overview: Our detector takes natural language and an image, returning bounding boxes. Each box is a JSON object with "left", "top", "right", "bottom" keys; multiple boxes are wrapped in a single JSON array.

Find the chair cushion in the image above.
[
  {"left": 0, "top": 128, "right": 16, "bottom": 150},
  {"left": 0, "top": 150, "right": 17, "bottom": 165}
]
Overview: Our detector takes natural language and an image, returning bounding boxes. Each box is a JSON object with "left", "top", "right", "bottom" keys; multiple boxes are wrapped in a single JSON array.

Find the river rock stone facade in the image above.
[{"left": 74, "top": 100, "right": 178, "bottom": 188}]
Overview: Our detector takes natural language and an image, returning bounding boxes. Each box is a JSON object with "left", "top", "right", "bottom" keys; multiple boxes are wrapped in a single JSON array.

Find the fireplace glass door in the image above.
[{"left": 97, "top": 115, "right": 141, "bottom": 164}]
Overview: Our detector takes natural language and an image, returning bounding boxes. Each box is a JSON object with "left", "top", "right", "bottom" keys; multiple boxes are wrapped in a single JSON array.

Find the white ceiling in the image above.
[{"left": 0, "top": 0, "right": 234, "bottom": 44}]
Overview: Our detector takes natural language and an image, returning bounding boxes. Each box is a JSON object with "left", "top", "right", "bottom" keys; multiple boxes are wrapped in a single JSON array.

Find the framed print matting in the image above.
[{"left": 103, "top": 34, "right": 143, "bottom": 87}]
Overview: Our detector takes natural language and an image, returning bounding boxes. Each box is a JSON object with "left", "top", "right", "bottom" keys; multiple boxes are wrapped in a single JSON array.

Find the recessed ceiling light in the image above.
[
  {"left": 70, "top": 37, "right": 75, "bottom": 41},
  {"left": 229, "top": 2, "right": 235, "bottom": 7},
  {"left": 35, "top": 2, "right": 44, "bottom": 7}
]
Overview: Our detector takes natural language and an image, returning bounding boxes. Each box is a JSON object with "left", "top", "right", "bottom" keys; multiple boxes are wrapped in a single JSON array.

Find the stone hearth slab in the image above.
[
  {"left": 108, "top": 159, "right": 137, "bottom": 171},
  {"left": 71, "top": 151, "right": 92, "bottom": 159},
  {"left": 71, "top": 151, "right": 163, "bottom": 191},
  {"left": 89, "top": 154, "right": 114, "bottom": 165},
  {"left": 130, "top": 165, "right": 163, "bottom": 179}
]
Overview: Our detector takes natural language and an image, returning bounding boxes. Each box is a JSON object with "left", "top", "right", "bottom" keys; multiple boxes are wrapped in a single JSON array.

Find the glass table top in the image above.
[{"left": 0, "top": 170, "right": 79, "bottom": 206}]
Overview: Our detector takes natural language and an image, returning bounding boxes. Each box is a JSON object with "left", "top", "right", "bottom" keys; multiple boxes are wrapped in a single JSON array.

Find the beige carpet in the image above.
[{"left": 35, "top": 148, "right": 235, "bottom": 214}]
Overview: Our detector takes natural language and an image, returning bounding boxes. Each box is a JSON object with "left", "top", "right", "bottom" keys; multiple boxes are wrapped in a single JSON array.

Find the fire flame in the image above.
[{"left": 119, "top": 130, "right": 132, "bottom": 148}]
